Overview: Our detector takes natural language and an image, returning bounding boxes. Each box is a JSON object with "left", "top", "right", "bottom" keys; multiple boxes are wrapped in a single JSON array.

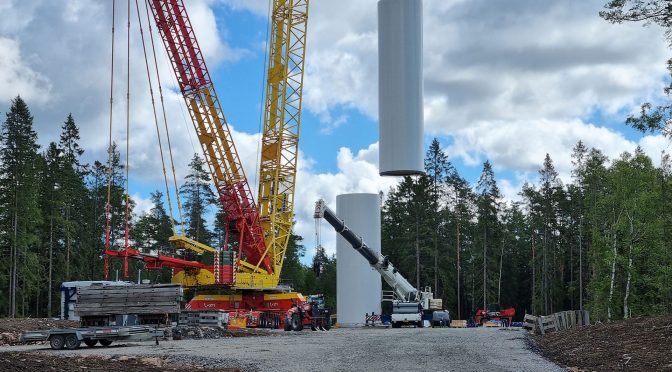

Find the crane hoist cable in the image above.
[
  {"left": 253, "top": 0, "right": 273, "bottom": 192},
  {"left": 123, "top": 0, "right": 132, "bottom": 279},
  {"left": 134, "top": 0, "right": 179, "bottom": 235},
  {"left": 104, "top": 0, "right": 117, "bottom": 280},
  {"left": 143, "top": 0, "right": 185, "bottom": 235}
]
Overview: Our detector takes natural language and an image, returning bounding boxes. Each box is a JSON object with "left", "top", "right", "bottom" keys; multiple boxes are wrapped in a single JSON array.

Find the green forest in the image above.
[
  {"left": 1, "top": 0, "right": 672, "bottom": 322},
  {"left": 0, "top": 95, "right": 335, "bottom": 318},
  {"left": 1, "top": 95, "right": 671, "bottom": 322}
]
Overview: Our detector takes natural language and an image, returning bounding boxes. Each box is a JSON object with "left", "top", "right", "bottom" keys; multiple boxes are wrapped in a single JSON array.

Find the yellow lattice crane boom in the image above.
[
  {"left": 244, "top": 0, "right": 309, "bottom": 287},
  {"left": 145, "top": 0, "right": 308, "bottom": 290}
]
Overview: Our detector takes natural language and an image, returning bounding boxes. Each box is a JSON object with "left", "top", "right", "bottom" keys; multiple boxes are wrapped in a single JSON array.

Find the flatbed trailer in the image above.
[{"left": 20, "top": 325, "right": 164, "bottom": 350}]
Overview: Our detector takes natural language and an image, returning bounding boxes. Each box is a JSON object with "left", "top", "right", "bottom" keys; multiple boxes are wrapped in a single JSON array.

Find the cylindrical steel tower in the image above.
[
  {"left": 378, "top": 0, "right": 424, "bottom": 176},
  {"left": 336, "top": 193, "right": 382, "bottom": 327}
]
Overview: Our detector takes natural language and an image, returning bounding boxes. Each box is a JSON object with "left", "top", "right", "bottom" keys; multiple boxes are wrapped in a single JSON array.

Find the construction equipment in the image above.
[
  {"left": 103, "top": 0, "right": 320, "bottom": 330},
  {"left": 21, "top": 325, "right": 163, "bottom": 350},
  {"left": 284, "top": 294, "right": 331, "bottom": 331},
  {"left": 474, "top": 304, "right": 515, "bottom": 327},
  {"left": 21, "top": 283, "right": 179, "bottom": 350},
  {"left": 313, "top": 199, "right": 443, "bottom": 328}
]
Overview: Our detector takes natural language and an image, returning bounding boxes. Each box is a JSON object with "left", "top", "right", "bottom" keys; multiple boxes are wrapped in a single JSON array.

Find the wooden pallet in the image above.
[{"left": 450, "top": 320, "right": 467, "bottom": 328}]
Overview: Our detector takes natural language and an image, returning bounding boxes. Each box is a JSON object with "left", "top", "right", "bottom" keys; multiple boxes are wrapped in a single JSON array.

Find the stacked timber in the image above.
[
  {"left": 75, "top": 284, "right": 182, "bottom": 316},
  {"left": 523, "top": 310, "right": 590, "bottom": 335}
]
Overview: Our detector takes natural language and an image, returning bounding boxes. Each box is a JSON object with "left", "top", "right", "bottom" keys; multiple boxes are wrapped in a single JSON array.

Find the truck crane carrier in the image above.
[{"left": 313, "top": 199, "right": 445, "bottom": 328}]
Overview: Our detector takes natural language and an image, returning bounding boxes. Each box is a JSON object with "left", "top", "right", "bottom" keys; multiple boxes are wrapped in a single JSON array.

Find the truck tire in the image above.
[
  {"left": 84, "top": 339, "right": 98, "bottom": 347},
  {"left": 291, "top": 313, "right": 303, "bottom": 332},
  {"left": 99, "top": 339, "right": 113, "bottom": 347},
  {"left": 50, "top": 335, "right": 65, "bottom": 350},
  {"left": 65, "top": 334, "right": 81, "bottom": 350},
  {"left": 392, "top": 322, "right": 401, "bottom": 328},
  {"left": 283, "top": 316, "right": 292, "bottom": 331}
]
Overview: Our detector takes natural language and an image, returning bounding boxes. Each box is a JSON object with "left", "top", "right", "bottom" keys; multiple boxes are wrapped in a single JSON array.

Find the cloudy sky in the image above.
[{"left": 0, "top": 0, "right": 670, "bottom": 262}]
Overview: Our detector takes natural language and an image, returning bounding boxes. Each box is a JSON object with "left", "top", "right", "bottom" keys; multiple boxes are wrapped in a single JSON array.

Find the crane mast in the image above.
[
  {"left": 253, "top": 0, "right": 309, "bottom": 287},
  {"left": 146, "top": 0, "right": 309, "bottom": 289}
]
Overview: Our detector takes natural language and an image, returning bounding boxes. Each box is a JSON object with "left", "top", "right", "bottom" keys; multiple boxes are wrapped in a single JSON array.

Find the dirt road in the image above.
[{"left": 2, "top": 327, "right": 561, "bottom": 371}]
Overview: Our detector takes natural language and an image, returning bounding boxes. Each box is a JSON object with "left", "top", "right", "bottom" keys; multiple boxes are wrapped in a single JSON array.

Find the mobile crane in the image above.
[
  {"left": 105, "top": 0, "right": 322, "bottom": 330},
  {"left": 313, "top": 199, "right": 443, "bottom": 328}
]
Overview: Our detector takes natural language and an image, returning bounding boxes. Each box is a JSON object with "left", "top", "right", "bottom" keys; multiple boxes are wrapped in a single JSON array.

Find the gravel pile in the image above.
[
  {"left": 534, "top": 316, "right": 672, "bottom": 371},
  {"left": 0, "top": 318, "right": 79, "bottom": 346}
]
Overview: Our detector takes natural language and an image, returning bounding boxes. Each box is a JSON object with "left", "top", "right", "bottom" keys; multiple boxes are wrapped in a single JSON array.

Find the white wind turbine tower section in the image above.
[
  {"left": 378, "top": 0, "right": 424, "bottom": 176},
  {"left": 336, "top": 193, "right": 382, "bottom": 327}
]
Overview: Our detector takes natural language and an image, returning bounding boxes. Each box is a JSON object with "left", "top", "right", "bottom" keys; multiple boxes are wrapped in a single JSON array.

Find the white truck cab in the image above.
[{"left": 391, "top": 302, "right": 422, "bottom": 328}]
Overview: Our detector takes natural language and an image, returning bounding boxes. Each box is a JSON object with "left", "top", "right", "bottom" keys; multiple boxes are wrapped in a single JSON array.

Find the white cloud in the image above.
[
  {"left": 131, "top": 192, "right": 154, "bottom": 218},
  {"left": 293, "top": 142, "right": 399, "bottom": 256},
  {"left": 0, "top": 37, "right": 51, "bottom": 103},
  {"left": 3, "top": 0, "right": 672, "bottom": 266}
]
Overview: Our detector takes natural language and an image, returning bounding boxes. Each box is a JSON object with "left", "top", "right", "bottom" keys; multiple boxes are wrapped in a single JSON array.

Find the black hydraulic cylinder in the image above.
[{"left": 322, "top": 207, "right": 380, "bottom": 266}]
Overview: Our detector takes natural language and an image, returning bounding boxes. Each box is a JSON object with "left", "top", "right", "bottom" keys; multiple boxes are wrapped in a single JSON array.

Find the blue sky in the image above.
[{"left": 0, "top": 0, "right": 670, "bottom": 263}]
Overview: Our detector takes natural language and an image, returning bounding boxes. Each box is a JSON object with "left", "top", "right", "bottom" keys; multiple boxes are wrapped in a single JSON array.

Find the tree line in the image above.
[
  {"left": 0, "top": 96, "right": 332, "bottom": 318},
  {"left": 380, "top": 138, "right": 672, "bottom": 321},
  {"left": 1, "top": 95, "right": 671, "bottom": 322}
]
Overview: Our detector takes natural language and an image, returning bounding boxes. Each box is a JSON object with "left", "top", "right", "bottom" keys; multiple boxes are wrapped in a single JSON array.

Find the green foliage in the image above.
[
  {"left": 0, "top": 96, "right": 42, "bottom": 317},
  {"left": 180, "top": 154, "right": 216, "bottom": 245},
  {"left": 601, "top": 1, "right": 672, "bottom": 137},
  {"left": 0, "top": 99, "right": 670, "bottom": 323}
]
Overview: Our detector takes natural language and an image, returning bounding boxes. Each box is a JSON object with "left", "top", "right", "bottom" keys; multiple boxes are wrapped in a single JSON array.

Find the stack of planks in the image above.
[
  {"left": 75, "top": 284, "right": 183, "bottom": 316},
  {"left": 523, "top": 310, "right": 590, "bottom": 335}
]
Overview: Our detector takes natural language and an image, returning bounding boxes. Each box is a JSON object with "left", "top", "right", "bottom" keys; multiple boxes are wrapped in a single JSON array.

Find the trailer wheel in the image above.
[
  {"left": 50, "top": 335, "right": 65, "bottom": 350},
  {"left": 84, "top": 339, "right": 98, "bottom": 347},
  {"left": 65, "top": 334, "right": 81, "bottom": 350},
  {"left": 290, "top": 314, "right": 303, "bottom": 332},
  {"left": 99, "top": 339, "right": 113, "bottom": 347}
]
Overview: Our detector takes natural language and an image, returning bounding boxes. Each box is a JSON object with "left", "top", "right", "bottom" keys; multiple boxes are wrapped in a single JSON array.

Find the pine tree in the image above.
[
  {"left": 0, "top": 96, "right": 42, "bottom": 317},
  {"left": 59, "top": 114, "right": 85, "bottom": 171},
  {"left": 423, "top": 138, "right": 454, "bottom": 297},
  {"left": 180, "top": 154, "right": 216, "bottom": 245},
  {"left": 39, "top": 143, "right": 65, "bottom": 317},
  {"left": 213, "top": 205, "right": 227, "bottom": 250},
  {"left": 56, "top": 114, "right": 88, "bottom": 281},
  {"left": 476, "top": 161, "right": 501, "bottom": 313},
  {"left": 539, "top": 154, "right": 561, "bottom": 314}
]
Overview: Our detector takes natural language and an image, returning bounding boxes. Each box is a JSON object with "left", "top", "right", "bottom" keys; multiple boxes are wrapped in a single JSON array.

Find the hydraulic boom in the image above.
[{"left": 313, "top": 199, "right": 419, "bottom": 302}]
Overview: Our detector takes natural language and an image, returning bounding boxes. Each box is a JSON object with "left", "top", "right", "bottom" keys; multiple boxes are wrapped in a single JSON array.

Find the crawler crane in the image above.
[{"left": 105, "top": 0, "right": 322, "bottom": 329}]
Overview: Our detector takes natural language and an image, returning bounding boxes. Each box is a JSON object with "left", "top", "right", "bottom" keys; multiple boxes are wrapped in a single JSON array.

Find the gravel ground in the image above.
[{"left": 1, "top": 327, "right": 562, "bottom": 372}]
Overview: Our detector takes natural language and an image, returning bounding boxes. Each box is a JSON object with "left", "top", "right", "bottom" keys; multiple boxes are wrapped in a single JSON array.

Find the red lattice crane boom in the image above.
[{"left": 147, "top": 0, "right": 272, "bottom": 274}]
